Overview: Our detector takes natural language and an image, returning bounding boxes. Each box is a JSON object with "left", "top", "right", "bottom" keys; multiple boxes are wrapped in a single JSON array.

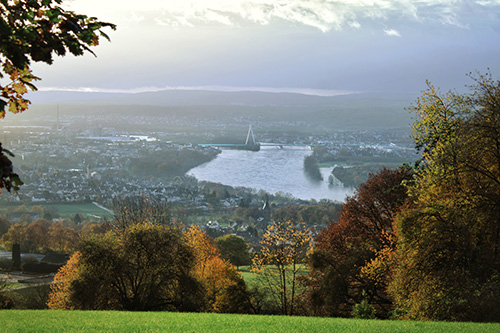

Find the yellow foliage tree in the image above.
[
  {"left": 390, "top": 73, "right": 500, "bottom": 322},
  {"left": 252, "top": 220, "right": 311, "bottom": 315},
  {"left": 47, "top": 251, "right": 82, "bottom": 310},
  {"left": 0, "top": 224, "right": 26, "bottom": 251}
]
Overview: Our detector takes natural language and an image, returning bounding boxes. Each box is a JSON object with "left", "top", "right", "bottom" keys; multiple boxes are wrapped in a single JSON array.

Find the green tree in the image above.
[
  {"left": 0, "top": 0, "right": 115, "bottom": 192},
  {"left": 303, "top": 155, "right": 322, "bottom": 181},
  {"left": 215, "top": 234, "right": 251, "bottom": 269},
  {"left": 390, "top": 73, "right": 500, "bottom": 322}
]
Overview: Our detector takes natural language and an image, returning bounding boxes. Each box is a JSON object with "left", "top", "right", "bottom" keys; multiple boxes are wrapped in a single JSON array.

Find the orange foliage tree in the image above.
[
  {"left": 47, "top": 221, "right": 79, "bottom": 253},
  {"left": 185, "top": 226, "right": 251, "bottom": 313},
  {"left": 46, "top": 251, "right": 82, "bottom": 310}
]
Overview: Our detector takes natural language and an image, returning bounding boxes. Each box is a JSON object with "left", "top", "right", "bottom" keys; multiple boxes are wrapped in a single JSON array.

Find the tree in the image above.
[
  {"left": 309, "top": 167, "right": 413, "bottom": 318},
  {"left": 185, "top": 226, "right": 251, "bottom": 313},
  {"left": 47, "top": 221, "right": 79, "bottom": 253},
  {"left": 215, "top": 234, "right": 251, "bottom": 269},
  {"left": 303, "top": 155, "right": 323, "bottom": 181},
  {"left": 390, "top": 73, "right": 500, "bottom": 322},
  {"left": 110, "top": 196, "right": 171, "bottom": 232},
  {"left": 46, "top": 251, "right": 82, "bottom": 310},
  {"left": 80, "top": 222, "right": 112, "bottom": 236},
  {"left": 0, "top": 223, "right": 26, "bottom": 251},
  {"left": 48, "top": 223, "right": 204, "bottom": 311},
  {"left": 252, "top": 220, "right": 311, "bottom": 315},
  {"left": 0, "top": 0, "right": 115, "bottom": 192},
  {"left": 0, "top": 216, "right": 11, "bottom": 237},
  {"left": 25, "top": 218, "right": 51, "bottom": 252}
]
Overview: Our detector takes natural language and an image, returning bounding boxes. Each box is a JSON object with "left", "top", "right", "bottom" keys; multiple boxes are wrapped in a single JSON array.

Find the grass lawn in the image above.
[
  {"left": 237, "top": 266, "right": 256, "bottom": 287},
  {"left": 42, "top": 203, "right": 113, "bottom": 219},
  {"left": 0, "top": 202, "right": 113, "bottom": 219},
  {"left": 238, "top": 265, "right": 309, "bottom": 289},
  {"left": 0, "top": 310, "right": 498, "bottom": 332}
]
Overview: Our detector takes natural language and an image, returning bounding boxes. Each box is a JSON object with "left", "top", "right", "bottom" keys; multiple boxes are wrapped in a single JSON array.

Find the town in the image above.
[{"left": 0, "top": 114, "right": 416, "bottom": 244}]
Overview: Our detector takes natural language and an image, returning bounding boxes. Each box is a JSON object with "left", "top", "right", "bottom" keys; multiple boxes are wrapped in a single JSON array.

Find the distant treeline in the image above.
[
  {"left": 303, "top": 155, "right": 323, "bottom": 181},
  {"left": 129, "top": 148, "right": 218, "bottom": 178},
  {"left": 331, "top": 165, "right": 387, "bottom": 187}
]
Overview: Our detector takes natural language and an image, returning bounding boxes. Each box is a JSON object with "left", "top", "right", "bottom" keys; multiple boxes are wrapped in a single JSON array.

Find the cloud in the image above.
[
  {"left": 384, "top": 29, "right": 401, "bottom": 37},
  {"left": 68, "top": 0, "right": 500, "bottom": 33}
]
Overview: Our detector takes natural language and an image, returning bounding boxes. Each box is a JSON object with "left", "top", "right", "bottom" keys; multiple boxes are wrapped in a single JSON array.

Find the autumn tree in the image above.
[
  {"left": 390, "top": 73, "right": 500, "bottom": 322},
  {"left": 46, "top": 251, "right": 83, "bottom": 310},
  {"left": 185, "top": 226, "right": 251, "bottom": 313},
  {"left": 0, "top": 223, "right": 26, "bottom": 251},
  {"left": 0, "top": 0, "right": 115, "bottom": 192},
  {"left": 0, "top": 218, "right": 79, "bottom": 254},
  {"left": 48, "top": 223, "right": 204, "bottom": 311},
  {"left": 252, "top": 220, "right": 311, "bottom": 315},
  {"left": 47, "top": 221, "right": 79, "bottom": 253},
  {"left": 309, "top": 167, "right": 413, "bottom": 318},
  {"left": 80, "top": 222, "right": 112, "bottom": 236},
  {"left": 25, "top": 218, "right": 51, "bottom": 252}
]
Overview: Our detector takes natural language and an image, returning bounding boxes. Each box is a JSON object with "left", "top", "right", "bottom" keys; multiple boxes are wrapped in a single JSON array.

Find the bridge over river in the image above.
[{"left": 197, "top": 125, "right": 315, "bottom": 151}]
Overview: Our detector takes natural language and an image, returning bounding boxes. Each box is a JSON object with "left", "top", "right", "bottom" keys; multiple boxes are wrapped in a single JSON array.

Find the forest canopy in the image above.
[{"left": 308, "top": 72, "right": 500, "bottom": 322}]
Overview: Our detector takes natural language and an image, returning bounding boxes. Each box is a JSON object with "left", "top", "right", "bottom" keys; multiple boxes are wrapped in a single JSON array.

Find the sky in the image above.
[{"left": 31, "top": 0, "right": 500, "bottom": 96}]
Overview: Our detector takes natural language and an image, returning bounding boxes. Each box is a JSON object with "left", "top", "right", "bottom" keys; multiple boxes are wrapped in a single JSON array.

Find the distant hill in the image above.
[
  {"left": 29, "top": 89, "right": 417, "bottom": 107},
  {"left": 20, "top": 89, "right": 417, "bottom": 132}
]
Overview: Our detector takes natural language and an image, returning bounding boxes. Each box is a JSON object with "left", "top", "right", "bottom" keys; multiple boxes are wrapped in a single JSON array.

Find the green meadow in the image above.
[
  {"left": 42, "top": 203, "right": 113, "bottom": 219},
  {"left": 0, "top": 310, "right": 498, "bottom": 332},
  {"left": 238, "top": 265, "right": 309, "bottom": 289},
  {"left": 0, "top": 202, "right": 113, "bottom": 219}
]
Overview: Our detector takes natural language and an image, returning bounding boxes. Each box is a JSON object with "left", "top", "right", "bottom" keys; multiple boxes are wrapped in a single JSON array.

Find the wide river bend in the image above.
[{"left": 189, "top": 146, "right": 353, "bottom": 202}]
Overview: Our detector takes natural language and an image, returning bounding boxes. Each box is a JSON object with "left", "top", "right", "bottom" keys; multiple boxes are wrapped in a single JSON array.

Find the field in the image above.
[
  {"left": 42, "top": 203, "right": 113, "bottom": 219},
  {"left": 238, "top": 265, "right": 309, "bottom": 289},
  {"left": 0, "top": 202, "right": 113, "bottom": 220},
  {"left": 0, "top": 310, "right": 498, "bottom": 332}
]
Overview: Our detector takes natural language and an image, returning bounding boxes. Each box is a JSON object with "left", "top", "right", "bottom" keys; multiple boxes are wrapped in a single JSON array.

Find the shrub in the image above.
[{"left": 351, "top": 299, "right": 376, "bottom": 319}]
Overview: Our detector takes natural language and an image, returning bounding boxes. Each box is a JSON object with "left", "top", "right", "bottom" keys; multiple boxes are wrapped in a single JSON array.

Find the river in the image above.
[{"left": 189, "top": 146, "right": 353, "bottom": 202}]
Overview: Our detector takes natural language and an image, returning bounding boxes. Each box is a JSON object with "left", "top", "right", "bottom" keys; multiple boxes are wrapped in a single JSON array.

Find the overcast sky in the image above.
[{"left": 32, "top": 0, "right": 500, "bottom": 96}]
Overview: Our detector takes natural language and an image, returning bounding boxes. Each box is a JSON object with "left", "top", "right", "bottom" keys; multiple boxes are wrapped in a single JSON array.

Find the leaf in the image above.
[
  {"left": 12, "top": 82, "right": 27, "bottom": 95},
  {"left": 8, "top": 102, "right": 18, "bottom": 114}
]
